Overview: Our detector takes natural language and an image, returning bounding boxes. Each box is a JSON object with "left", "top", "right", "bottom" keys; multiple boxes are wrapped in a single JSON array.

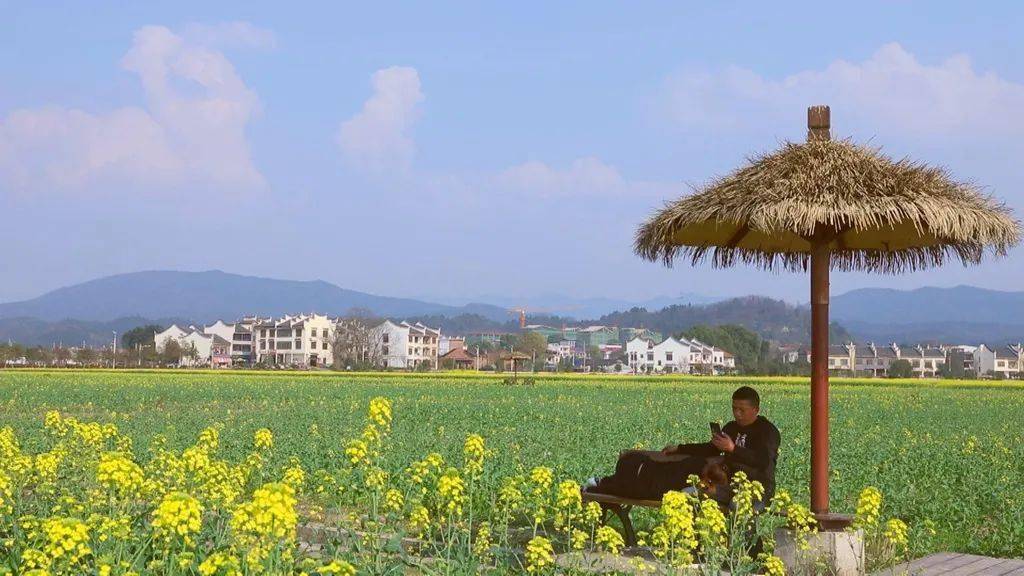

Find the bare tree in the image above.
[{"left": 332, "top": 317, "right": 381, "bottom": 369}]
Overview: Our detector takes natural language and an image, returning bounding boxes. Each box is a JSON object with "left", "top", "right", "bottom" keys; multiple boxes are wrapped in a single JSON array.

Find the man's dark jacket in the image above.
[{"left": 676, "top": 415, "right": 780, "bottom": 503}]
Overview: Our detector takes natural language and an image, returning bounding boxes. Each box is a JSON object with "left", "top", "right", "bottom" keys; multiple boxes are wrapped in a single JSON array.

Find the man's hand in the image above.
[{"left": 711, "top": 432, "right": 735, "bottom": 453}]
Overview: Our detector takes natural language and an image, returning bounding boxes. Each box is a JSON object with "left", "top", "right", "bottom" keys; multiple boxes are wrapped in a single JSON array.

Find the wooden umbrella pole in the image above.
[
  {"left": 809, "top": 239, "right": 831, "bottom": 514},
  {"left": 807, "top": 105, "right": 832, "bottom": 515}
]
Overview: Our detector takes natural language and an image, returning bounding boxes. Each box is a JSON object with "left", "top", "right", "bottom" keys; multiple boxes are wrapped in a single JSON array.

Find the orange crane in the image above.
[{"left": 508, "top": 308, "right": 527, "bottom": 329}]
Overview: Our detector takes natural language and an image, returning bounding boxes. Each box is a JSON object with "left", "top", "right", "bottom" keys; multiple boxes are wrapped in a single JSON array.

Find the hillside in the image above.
[
  {"left": 0, "top": 270, "right": 508, "bottom": 324},
  {"left": 595, "top": 296, "right": 851, "bottom": 344},
  {"left": 832, "top": 285, "right": 1024, "bottom": 344}
]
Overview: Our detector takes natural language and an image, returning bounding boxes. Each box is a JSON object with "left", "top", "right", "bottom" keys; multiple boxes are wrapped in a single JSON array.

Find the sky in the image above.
[{"left": 2, "top": 2, "right": 1023, "bottom": 305}]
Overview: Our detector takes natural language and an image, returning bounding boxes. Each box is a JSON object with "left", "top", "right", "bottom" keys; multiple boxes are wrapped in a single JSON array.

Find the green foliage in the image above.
[
  {"left": 121, "top": 324, "right": 162, "bottom": 350},
  {"left": 888, "top": 359, "right": 913, "bottom": 378},
  {"left": 514, "top": 332, "right": 548, "bottom": 364},
  {"left": 2, "top": 371, "right": 1023, "bottom": 558}
]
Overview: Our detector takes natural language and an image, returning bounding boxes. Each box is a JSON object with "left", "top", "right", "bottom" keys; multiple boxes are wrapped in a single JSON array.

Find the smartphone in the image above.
[{"left": 710, "top": 421, "right": 722, "bottom": 435}]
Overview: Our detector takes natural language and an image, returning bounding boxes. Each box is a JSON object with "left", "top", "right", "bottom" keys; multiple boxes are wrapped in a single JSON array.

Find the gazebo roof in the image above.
[{"left": 635, "top": 139, "right": 1019, "bottom": 273}]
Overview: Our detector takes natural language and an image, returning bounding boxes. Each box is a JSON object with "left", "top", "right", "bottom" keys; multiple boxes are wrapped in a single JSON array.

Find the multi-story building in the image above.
[
  {"left": 154, "top": 324, "right": 230, "bottom": 368},
  {"left": 625, "top": 336, "right": 692, "bottom": 373},
  {"left": 369, "top": 320, "right": 441, "bottom": 369},
  {"left": 229, "top": 317, "right": 264, "bottom": 365},
  {"left": 903, "top": 346, "right": 947, "bottom": 378},
  {"left": 254, "top": 314, "right": 335, "bottom": 367},
  {"left": 852, "top": 343, "right": 899, "bottom": 377},
  {"left": 946, "top": 345, "right": 977, "bottom": 378},
  {"left": 439, "top": 336, "right": 465, "bottom": 356},
  {"left": 975, "top": 344, "right": 1022, "bottom": 379}
]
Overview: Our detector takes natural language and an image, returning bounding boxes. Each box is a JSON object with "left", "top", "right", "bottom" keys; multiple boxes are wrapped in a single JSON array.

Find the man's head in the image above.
[{"left": 731, "top": 386, "right": 761, "bottom": 426}]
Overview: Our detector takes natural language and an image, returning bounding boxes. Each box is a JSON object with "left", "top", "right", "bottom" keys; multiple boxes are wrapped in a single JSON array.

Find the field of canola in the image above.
[{"left": 0, "top": 369, "right": 1022, "bottom": 572}]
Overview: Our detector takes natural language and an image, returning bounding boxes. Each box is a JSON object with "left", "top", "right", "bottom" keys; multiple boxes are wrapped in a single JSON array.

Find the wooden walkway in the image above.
[{"left": 872, "top": 553, "right": 1024, "bottom": 576}]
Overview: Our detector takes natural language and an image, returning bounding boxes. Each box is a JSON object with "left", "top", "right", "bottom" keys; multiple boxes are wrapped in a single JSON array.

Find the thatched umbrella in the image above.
[{"left": 635, "top": 106, "right": 1020, "bottom": 525}]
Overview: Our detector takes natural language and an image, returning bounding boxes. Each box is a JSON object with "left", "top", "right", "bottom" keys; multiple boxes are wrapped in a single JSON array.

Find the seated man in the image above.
[{"left": 585, "top": 386, "right": 780, "bottom": 507}]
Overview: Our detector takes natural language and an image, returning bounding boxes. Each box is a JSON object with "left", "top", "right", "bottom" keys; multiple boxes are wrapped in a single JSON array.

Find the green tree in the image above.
[
  {"left": 160, "top": 338, "right": 183, "bottom": 365},
  {"left": 587, "top": 345, "right": 602, "bottom": 371},
  {"left": 515, "top": 332, "right": 549, "bottom": 369},
  {"left": 888, "top": 359, "right": 913, "bottom": 378},
  {"left": 683, "top": 324, "right": 766, "bottom": 374},
  {"left": 122, "top": 325, "right": 162, "bottom": 350}
]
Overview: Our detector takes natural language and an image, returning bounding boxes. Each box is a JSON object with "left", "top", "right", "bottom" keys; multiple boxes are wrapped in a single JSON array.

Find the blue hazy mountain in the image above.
[
  {"left": 0, "top": 270, "right": 509, "bottom": 324},
  {"left": 832, "top": 285, "right": 1024, "bottom": 344}
]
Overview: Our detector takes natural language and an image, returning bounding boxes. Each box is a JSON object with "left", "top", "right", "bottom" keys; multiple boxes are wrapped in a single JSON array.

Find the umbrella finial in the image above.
[{"left": 807, "top": 105, "right": 831, "bottom": 142}]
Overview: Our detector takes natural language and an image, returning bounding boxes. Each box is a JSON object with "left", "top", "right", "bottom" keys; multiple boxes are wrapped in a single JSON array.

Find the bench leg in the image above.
[{"left": 606, "top": 504, "right": 637, "bottom": 547}]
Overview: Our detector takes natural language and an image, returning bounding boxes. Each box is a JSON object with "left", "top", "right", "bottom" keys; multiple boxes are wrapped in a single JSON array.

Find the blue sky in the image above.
[{"left": 2, "top": 2, "right": 1022, "bottom": 304}]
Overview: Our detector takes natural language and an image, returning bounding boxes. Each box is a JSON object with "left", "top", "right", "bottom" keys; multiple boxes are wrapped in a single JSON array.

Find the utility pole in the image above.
[
  {"left": 511, "top": 344, "right": 517, "bottom": 379},
  {"left": 112, "top": 331, "right": 117, "bottom": 369}
]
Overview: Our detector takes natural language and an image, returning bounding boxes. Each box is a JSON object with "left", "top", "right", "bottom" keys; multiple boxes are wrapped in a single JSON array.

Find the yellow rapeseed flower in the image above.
[
  {"left": 525, "top": 536, "right": 554, "bottom": 574},
  {"left": 408, "top": 504, "right": 430, "bottom": 536},
  {"left": 383, "top": 489, "right": 404, "bottom": 513},
  {"left": 368, "top": 397, "right": 392, "bottom": 430},
  {"left": 595, "top": 525, "right": 625, "bottom": 554},
  {"left": 151, "top": 492, "right": 203, "bottom": 547},
  {"left": 463, "top": 433, "right": 488, "bottom": 476},
  {"left": 230, "top": 482, "right": 298, "bottom": 546},
  {"left": 473, "top": 521, "right": 493, "bottom": 562},
  {"left": 884, "top": 518, "right": 909, "bottom": 549},
  {"left": 96, "top": 452, "right": 144, "bottom": 497},
  {"left": 695, "top": 498, "right": 726, "bottom": 547},
  {"left": 437, "top": 468, "right": 465, "bottom": 517},
  {"left": 42, "top": 517, "right": 91, "bottom": 566},
  {"left": 253, "top": 429, "right": 273, "bottom": 451},
  {"left": 198, "top": 551, "right": 242, "bottom": 576},
  {"left": 853, "top": 487, "right": 883, "bottom": 531},
  {"left": 344, "top": 439, "right": 369, "bottom": 466},
  {"left": 759, "top": 553, "right": 786, "bottom": 576}
]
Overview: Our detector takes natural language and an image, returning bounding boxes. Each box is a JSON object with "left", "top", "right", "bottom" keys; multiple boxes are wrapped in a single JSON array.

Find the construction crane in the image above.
[{"left": 508, "top": 308, "right": 528, "bottom": 329}]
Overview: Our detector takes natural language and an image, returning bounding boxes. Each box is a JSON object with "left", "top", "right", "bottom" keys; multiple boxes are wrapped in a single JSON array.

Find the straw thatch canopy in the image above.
[{"left": 635, "top": 139, "right": 1020, "bottom": 273}]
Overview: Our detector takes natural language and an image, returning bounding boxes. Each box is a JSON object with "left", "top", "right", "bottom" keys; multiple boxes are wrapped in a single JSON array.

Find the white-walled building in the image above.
[
  {"left": 153, "top": 324, "right": 230, "bottom": 368},
  {"left": 203, "top": 320, "right": 235, "bottom": 343},
  {"left": 254, "top": 314, "right": 335, "bottom": 367},
  {"left": 626, "top": 335, "right": 735, "bottom": 374},
  {"left": 626, "top": 336, "right": 691, "bottom": 373},
  {"left": 369, "top": 320, "right": 440, "bottom": 369},
  {"left": 154, "top": 325, "right": 189, "bottom": 351},
  {"left": 975, "top": 344, "right": 1022, "bottom": 379}
]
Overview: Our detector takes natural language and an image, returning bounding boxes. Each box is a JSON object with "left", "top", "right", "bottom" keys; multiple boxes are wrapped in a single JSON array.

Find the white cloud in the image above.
[
  {"left": 664, "top": 43, "right": 1024, "bottom": 140},
  {"left": 0, "top": 23, "right": 266, "bottom": 195},
  {"left": 337, "top": 66, "right": 424, "bottom": 174},
  {"left": 181, "top": 21, "right": 277, "bottom": 49},
  {"left": 495, "top": 157, "right": 674, "bottom": 199},
  {"left": 497, "top": 157, "right": 624, "bottom": 197}
]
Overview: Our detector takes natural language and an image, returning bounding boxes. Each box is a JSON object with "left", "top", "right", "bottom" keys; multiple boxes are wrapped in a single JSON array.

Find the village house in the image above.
[
  {"left": 254, "top": 313, "right": 335, "bottom": 367},
  {"left": 153, "top": 324, "right": 231, "bottom": 368},
  {"left": 369, "top": 320, "right": 441, "bottom": 369},
  {"left": 625, "top": 336, "right": 692, "bottom": 373},
  {"left": 975, "top": 343, "right": 1023, "bottom": 379}
]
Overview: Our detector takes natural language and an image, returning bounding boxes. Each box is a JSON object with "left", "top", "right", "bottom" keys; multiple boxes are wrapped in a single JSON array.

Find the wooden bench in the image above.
[
  {"left": 582, "top": 490, "right": 853, "bottom": 547},
  {"left": 581, "top": 490, "right": 661, "bottom": 547}
]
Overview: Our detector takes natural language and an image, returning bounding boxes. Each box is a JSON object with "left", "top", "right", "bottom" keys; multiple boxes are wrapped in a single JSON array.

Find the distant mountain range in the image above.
[
  {"left": 1, "top": 271, "right": 1021, "bottom": 347},
  {"left": 0, "top": 270, "right": 509, "bottom": 324},
  {"left": 420, "top": 292, "right": 724, "bottom": 320},
  {"left": 830, "top": 285, "right": 1024, "bottom": 345}
]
